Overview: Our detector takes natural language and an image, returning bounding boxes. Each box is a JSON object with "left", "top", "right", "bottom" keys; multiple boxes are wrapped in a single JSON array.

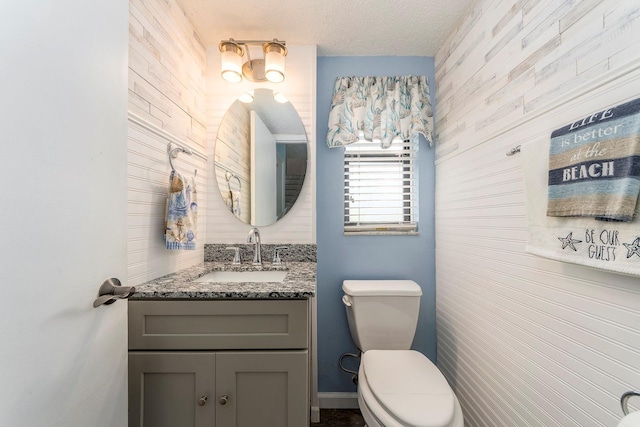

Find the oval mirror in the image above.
[{"left": 214, "top": 88, "right": 308, "bottom": 227}]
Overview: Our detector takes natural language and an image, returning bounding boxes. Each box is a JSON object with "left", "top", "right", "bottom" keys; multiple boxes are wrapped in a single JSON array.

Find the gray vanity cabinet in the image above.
[
  {"left": 128, "top": 299, "right": 310, "bottom": 427},
  {"left": 129, "top": 352, "right": 216, "bottom": 427}
]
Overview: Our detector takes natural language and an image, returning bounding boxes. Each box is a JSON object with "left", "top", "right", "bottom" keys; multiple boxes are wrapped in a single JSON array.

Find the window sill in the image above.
[{"left": 343, "top": 231, "right": 420, "bottom": 236}]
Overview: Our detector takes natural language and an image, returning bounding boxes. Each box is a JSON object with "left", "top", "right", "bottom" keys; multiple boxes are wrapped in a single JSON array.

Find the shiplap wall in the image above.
[
  {"left": 205, "top": 46, "right": 317, "bottom": 244},
  {"left": 127, "top": 0, "right": 207, "bottom": 285},
  {"left": 434, "top": 1, "right": 640, "bottom": 426}
]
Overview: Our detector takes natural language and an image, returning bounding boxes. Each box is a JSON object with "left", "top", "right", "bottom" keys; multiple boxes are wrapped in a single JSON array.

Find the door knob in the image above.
[
  {"left": 198, "top": 395, "right": 208, "bottom": 406},
  {"left": 93, "top": 278, "right": 135, "bottom": 308},
  {"left": 219, "top": 395, "right": 228, "bottom": 405}
]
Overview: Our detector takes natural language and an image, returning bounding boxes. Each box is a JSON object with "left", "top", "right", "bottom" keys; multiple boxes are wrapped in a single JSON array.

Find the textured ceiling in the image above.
[{"left": 177, "top": 0, "right": 472, "bottom": 56}]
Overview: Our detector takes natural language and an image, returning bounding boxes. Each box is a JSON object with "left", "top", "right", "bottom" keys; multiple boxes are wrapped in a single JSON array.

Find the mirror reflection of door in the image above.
[
  {"left": 251, "top": 111, "right": 277, "bottom": 225},
  {"left": 215, "top": 88, "right": 308, "bottom": 227},
  {"left": 276, "top": 145, "right": 286, "bottom": 218}
]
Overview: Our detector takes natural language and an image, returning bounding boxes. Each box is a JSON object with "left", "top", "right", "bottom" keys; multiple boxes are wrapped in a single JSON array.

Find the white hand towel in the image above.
[
  {"left": 165, "top": 170, "right": 197, "bottom": 250},
  {"left": 522, "top": 140, "right": 640, "bottom": 277}
]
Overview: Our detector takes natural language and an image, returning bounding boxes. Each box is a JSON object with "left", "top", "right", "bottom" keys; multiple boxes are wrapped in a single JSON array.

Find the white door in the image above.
[
  {"left": 0, "top": 1, "right": 129, "bottom": 427},
  {"left": 251, "top": 111, "right": 278, "bottom": 225}
]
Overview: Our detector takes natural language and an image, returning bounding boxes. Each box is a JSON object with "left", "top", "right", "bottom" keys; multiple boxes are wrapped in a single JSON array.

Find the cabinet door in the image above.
[
  {"left": 129, "top": 352, "right": 215, "bottom": 427},
  {"left": 216, "top": 351, "right": 309, "bottom": 427}
]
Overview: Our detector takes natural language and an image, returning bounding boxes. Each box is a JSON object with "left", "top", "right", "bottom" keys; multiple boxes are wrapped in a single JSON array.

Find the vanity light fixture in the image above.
[{"left": 219, "top": 38, "right": 287, "bottom": 83}]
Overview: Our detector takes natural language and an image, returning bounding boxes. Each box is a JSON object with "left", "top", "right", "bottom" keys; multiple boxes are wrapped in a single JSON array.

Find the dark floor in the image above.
[{"left": 313, "top": 408, "right": 366, "bottom": 426}]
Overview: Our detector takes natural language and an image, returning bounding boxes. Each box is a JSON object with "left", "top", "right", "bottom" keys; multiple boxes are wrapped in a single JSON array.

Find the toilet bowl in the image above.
[{"left": 342, "top": 280, "right": 464, "bottom": 427}]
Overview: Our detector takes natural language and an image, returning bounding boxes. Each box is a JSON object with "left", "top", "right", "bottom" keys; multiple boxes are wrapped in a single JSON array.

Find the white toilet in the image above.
[{"left": 342, "top": 280, "right": 464, "bottom": 427}]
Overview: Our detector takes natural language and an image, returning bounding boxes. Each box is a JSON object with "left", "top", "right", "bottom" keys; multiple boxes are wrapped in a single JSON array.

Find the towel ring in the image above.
[
  {"left": 621, "top": 391, "right": 640, "bottom": 416},
  {"left": 168, "top": 143, "right": 197, "bottom": 177},
  {"left": 225, "top": 171, "right": 241, "bottom": 191}
]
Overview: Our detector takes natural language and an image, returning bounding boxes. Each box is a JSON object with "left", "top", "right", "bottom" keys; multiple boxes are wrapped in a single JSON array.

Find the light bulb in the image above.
[
  {"left": 273, "top": 92, "right": 288, "bottom": 103},
  {"left": 238, "top": 91, "right": 254, "bottom": 103}
]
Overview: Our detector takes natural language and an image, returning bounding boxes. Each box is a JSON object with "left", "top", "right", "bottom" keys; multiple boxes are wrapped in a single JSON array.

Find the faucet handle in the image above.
[
  {"left": 225, "top": 247, "right": 241, "bottom": 265},
  {"left": 272, "top": 246, "right": 288, "bottom": 265}
]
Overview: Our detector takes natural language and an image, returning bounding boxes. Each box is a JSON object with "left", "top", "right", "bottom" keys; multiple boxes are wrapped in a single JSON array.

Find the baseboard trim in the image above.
[
  {"left": 310, "top": 406, "right": 320, "bottom": 423},
  {"left": 318, "top": 392, "right": 359, "bottom": 409}
]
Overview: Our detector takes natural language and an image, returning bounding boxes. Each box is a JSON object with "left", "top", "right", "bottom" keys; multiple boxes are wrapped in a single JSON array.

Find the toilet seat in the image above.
[{"left": 360, "top": 350, "right": 455, "bottom": 427}]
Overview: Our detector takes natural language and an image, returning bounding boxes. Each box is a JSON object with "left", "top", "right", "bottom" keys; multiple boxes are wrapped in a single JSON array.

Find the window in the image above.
[{"left": 343, "top": 138, "right": 418, "bottom": 234}]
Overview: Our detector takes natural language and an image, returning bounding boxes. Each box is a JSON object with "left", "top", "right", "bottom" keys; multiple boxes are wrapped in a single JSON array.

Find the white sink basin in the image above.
[{"left": 195, "top": 270, "right": 288, "bottom": 283}]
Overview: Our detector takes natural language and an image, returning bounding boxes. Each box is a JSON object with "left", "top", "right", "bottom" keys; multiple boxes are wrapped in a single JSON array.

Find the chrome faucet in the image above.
[{"left": 247, "top": 227, "right": 262, "bottom": 265}]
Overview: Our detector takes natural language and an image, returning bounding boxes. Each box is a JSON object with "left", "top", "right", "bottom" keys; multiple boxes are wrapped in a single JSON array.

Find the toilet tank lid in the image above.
[{"left": 342, "top": 280, "right": 422, "bottom": 296}]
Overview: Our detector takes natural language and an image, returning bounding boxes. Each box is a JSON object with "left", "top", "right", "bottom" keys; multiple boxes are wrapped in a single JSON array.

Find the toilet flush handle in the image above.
[{"left": 342, "top": 295, "right": 352, "bottom": 307}]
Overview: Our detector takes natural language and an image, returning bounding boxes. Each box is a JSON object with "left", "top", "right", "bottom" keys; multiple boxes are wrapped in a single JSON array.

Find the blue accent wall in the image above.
[{"left": 316, "top": 56, "right": 436, "bottom": 393}]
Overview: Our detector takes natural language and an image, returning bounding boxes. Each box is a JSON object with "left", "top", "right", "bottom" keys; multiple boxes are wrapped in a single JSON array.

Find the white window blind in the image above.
[{"left": 344, "top": 139, "right": 418, "bottom": 234}]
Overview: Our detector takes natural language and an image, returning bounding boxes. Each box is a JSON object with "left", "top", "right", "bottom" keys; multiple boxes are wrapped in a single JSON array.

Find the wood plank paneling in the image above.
[
  {"left": 128, "top": 0, "right": 206, "bottom": 149},
  {"left": 435, "top": 1, "right": 640, "bottom": 426}
]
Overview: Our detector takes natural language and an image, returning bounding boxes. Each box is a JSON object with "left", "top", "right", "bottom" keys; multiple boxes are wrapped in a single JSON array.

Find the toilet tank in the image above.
[{"left": 342, "top": 280, "right": 422, "bottom": 352}]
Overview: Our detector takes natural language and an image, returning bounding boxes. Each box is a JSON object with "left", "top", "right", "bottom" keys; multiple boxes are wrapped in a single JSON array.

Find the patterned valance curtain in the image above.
[{"left": 326, "top": 75, "right": 433, "bottom": 149}]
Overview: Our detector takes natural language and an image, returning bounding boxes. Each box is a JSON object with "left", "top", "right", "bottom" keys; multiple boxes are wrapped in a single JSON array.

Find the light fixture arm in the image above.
[
  {"left": 224, "top": 39, "right": 286, "bottom": 47},
  {"left": 245, "top": 45, "right": 253, "bottom": 71}
]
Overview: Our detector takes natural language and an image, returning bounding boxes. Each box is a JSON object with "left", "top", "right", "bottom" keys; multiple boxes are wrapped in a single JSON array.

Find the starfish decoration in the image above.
[
  {"left": 622, "top": 237, "right": 640, "bottom": 259},
  {"left": 558, "top": 232, "right": 582, "bottom": 251}
]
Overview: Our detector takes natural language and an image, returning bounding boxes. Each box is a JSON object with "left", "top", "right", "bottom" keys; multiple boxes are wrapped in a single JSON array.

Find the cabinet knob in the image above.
[
  {"left": 219, "top": 395, "right": 229, "bottom": 405},
  {"left": 198, "top": 395, "right": 208, "bottom": 406}
]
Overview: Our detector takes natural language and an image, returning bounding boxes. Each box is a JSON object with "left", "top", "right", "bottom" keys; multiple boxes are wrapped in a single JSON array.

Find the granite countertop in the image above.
[{"left": 131, "top": 261, "right": 316, "bottom": 299}]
